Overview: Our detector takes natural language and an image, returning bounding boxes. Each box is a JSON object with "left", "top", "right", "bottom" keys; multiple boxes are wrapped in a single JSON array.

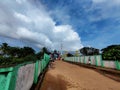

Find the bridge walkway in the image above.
[{"left": 40, "top": 60, "right": 120, "bottom": 90}]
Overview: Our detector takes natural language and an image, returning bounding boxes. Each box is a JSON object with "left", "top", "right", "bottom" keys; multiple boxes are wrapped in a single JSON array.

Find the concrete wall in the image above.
[
  {"left": 15, "top": 63, "right": 35, "bottom": 90},
  {"left": 103, "top": 61, "right": 116, "bottom": 69},
  {"left": 81, "top": 56, "right": 84, "bottom": 63},
  {"left": 64, "top": 55, "right": 120, "bottom": 70},
  {"left": 0, "top": 53, "right": 50, "bottom": 90},
  {"left": 90, "top": 56, "right": 96, "bottom": 65},
  {"left": 85, "top": 56, "right": 89, "bottom": 64},
  {"left": 96, "top": 55, "right": 101, "bottom": 66}
]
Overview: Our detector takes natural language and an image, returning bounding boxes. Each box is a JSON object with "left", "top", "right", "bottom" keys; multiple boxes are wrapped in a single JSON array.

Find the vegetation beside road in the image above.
[
  {"left": 0, "top": 43, "right": 50, "bottom": 67},
  {"left": 65, "top": 44, "right": 120, "bottom": 61}
]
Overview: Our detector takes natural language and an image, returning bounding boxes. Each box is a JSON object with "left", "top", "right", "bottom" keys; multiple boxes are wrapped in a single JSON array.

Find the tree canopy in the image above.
[
  {"left": 0, "top": 43, "right": 49, "bottom": 66},
  {"left": 0, "top": 43, "right": 35, "bottom": 58},
  {"left": 101, "top": 45, "right": 120, "bottom": 60},
  {"left": 80, "top": 47, "right": 99, "bottom": 56}
]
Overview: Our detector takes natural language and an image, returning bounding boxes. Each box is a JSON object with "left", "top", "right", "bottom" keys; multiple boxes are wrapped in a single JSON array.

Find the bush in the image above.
[
  {"left": 0, "top": 56, "right": 13, "bottom": 66},
  {"left": 0, "top": 55, "right": 38, "bottom": 67}
]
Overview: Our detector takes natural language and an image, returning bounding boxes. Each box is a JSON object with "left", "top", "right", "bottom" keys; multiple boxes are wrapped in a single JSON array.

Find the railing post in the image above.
[
  {"left": 34, "top": 61, "right": 39, "bottom": 84},
  {"left": 116, "top": 60, "right": 120, "bottom": 70},
  {"left": 95, "top": 55, "right": 98, "bottom": 66},
  {"left": 84, "top": 56, "right": 86, "bottom": 64},
  {"left": 100, "top": 55, "right": 104, "bottom": 67}
]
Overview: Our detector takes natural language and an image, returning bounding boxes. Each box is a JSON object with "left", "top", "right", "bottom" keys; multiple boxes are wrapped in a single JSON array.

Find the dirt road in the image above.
[{"left": 40, "top": 60, "right": 120, "bottom": 90}]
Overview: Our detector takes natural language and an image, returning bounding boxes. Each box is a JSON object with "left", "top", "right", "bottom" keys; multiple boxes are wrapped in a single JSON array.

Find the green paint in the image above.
[
  {"left": 0, "top": 66, "right": 19, "bottom": 90},
  {"left": 84, "top": 56, "right": 86, "bottom": 64},
  {"left": 100, "top": 55, "right": 104, "bottom": 67},
  {"left": 80, "top": 57, "right": 82, "bottom": 63},
  {"left": 40, "top": 61, "right": 42, "bottom": 73},
  {"left": 0, "top": 67, "right": 13, "bottom": 73},
  {"left": 5, "top": 72, "right": 12, "bottom": 90},
  {"left": 90, "top": 56, "right": 92, "bottom": 65},
  {"left": 116, "top": 60, "right": 120, "bottom": 70},
  {"left": 118, "top": 61, "right": 120, "bottom": 70},
  {"left": 9, "top": 66, "right": 19, "bottom": 90},
  {"left": 0, "top": 74, "right": 7, "bottom": 90},
  {"left": 95, "top": 55, "right": 98, "bottom": 66},
  {"left": 0, "top": 53, "right": 50, "bottom": 90},
  {"left": 34, "top": 61, "right": 39, "bottom": 84}
]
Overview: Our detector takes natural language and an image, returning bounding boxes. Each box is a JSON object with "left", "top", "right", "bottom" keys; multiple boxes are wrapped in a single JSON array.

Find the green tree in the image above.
[
  {"left": 19, "top": 47, "right": 35, "bottom": 57},
  {"left": 80, "top": 47, "right": 99, "bottom": 56},
  {"left": 101, "top": 45, "right": 120, "bottom": 60},
  {"left": 7, "top": 47, "right": 21, "bottom": 57},
  {"left": 36, "top": 47, "right": 50, "bottom": 59},
  {"left": 67, "top": 53, "right": 73, "bottom": 57},
  {"left": 42, "top": 47, "right": 51, "bottom": 54}
]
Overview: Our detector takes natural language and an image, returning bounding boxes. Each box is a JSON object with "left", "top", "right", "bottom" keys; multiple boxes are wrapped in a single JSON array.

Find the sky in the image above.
[{"left": 0, "top": 0, "right": 120, "bottom": 51}]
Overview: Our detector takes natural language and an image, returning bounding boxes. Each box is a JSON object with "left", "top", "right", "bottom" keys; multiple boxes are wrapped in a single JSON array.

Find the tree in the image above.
[
  {"left": 80, "top": 47, "right": 99, "bottom": 55},
  {"left": 20, "top": 47, "right": 35, "bottom": 57},
  {"left": 67, "top": 53, "right": 73, "bottom": 57},
  {"left": 101, "top": 45, "right": 120, "bottom": 60},
  {"left": 36, "top": 47, "right": 51, "bottom": 59},
  {"left": 42, "top": 47, "right": 51, "bottom": 55},
  {"left": 7, "top": 47, "right": 21, "bottom": 57}
]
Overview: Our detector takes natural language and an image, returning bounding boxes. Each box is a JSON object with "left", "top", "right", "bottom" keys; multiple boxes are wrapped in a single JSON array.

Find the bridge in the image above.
[{"left": 0, "top": 54, "right": 120, "bottom": 90}]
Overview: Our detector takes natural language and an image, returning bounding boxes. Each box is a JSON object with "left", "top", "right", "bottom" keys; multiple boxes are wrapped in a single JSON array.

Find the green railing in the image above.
[
  {"left": 0, "top": 53, "right": 50, "bottom": 90},
  {"left": 64, "top": 55, "right": 120, "bottom": 70}
]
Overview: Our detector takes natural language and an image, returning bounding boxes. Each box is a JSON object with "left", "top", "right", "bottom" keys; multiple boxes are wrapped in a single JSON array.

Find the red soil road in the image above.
[{"left": 40, "top": 61, "right": 120, "bottom": 90}]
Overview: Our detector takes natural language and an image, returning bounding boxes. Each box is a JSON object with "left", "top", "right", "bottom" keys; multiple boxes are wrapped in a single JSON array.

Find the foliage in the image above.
[
  {"left": 0, "top": 42, "right": 44, "bottom": 67},
  {"left": 0, "top": 56, "right": 13, "bottom": 66},
  {"left": 0, "top": 43, "right": 9, "bottom": 55},
  {"left": 67, "top": 53, "right": 73, "bottom": 57},
  {"left": 19, "top": 47, "right": 35, "bottom": 57},
  {"left": 36, "top": 47, "right": 51, "bottom": 59},
  {"left": 42, "top": 47, "right": 51, "bottom": 55},
  {"left": 101, "top": 45, "right": 120, "bottom": 60},
  {"left": 80, "top": 47, "right": 99, "bottom": 56},
  {"left": 0, "top": 43, "right": 35, "bottom": 58}
]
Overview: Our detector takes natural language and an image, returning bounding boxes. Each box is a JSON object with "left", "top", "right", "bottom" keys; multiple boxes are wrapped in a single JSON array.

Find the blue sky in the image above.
[
  {"left": 0, "top": 0, "right": 120, "bottom": 51},
  {"left": 40, "top": 0, "right": 120, "bottom": 49}
]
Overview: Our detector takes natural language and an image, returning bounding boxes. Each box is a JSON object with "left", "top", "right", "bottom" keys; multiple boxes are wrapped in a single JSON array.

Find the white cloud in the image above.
[
  {"left": 14, "top": 12, "right": 31, "bottom": 23},
  {"left": 0, "top": 0, "right": 83, "bottom": 51},
  {"left": 16, "top": 0, "right": 26, "bottom": 4},
  {"left": 92, "top": 0, "right": 120, "bottom": 4},
  {"left": 88, "top": 0, "right": 120, "bottom": 22}
]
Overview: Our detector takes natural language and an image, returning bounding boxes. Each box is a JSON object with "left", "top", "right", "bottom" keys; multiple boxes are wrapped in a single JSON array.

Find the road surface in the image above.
[{"left": 40, "top": 60, "right": 120, "bottom": 90}]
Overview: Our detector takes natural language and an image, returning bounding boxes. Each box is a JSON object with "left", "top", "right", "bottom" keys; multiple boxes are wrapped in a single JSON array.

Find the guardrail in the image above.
[
  {"left": 0, "top": 53, "right": 50, "bottom": 90},
  {"left": 64, "top": 55, "right": 120, "bottom": 70}
]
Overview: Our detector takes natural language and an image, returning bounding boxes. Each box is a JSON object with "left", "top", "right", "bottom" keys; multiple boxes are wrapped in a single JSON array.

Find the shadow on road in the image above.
[{"left": 40, "top": 73, "right": 68, "bottom": 90}]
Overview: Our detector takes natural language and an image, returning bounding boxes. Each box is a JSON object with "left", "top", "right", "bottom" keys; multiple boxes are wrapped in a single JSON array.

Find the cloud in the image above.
[
  {"left": 92, "top": 0, "right": 120, "bottom": 4},
  {"left": 90, "top": 0, "right": 120, "bottom": 21},
  {"left": 0, "top": 0, "right": 83, "bottom": 51}
]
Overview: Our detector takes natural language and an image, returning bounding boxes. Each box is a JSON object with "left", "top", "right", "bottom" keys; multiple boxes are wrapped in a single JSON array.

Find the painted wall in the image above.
[
  {"left": 90, "top": 56, "right": 96, "bottom": 65},
  {"left": 103, "top": 61, "right": 116, "bottom": 69},
  {"left": 0, "top": 53, "right": 50, "bottom": 90},
  {"left": 15, "top": 63, "right": 35, "bottom": 90},
  {"left": 64, "top": 55, "right": 120, "bottom": 70}
]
